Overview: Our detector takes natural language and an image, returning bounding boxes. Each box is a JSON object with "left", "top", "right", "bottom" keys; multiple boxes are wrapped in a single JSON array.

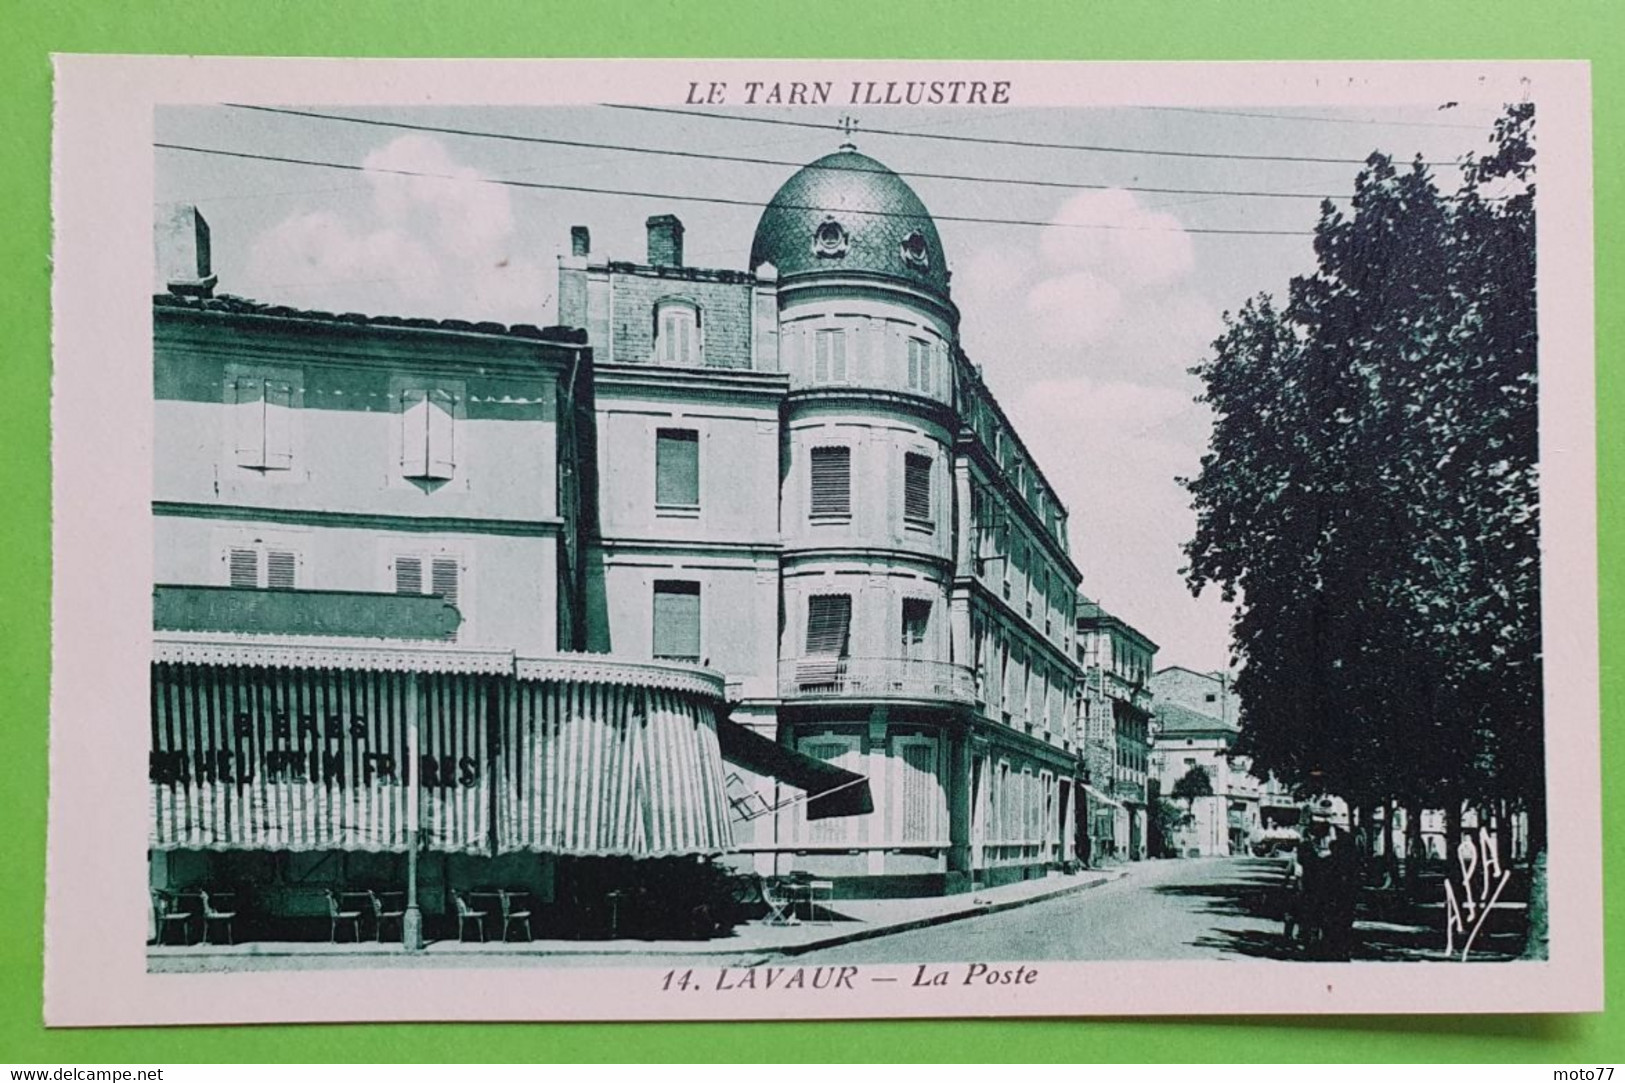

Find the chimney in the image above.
[
  {"left": 570, "top": 225, "right": 591, "bottom": 258},
  {"left": 154, "top": 204, "right": 217, "bottom": 297},
  {"left": 645, "top": 214, "right": 684, "bottom": 268}
]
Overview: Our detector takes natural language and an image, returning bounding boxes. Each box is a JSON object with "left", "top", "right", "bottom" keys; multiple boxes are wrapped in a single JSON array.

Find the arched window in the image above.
[{"left": 654, "top": 299, "right": 702, "bottom": 366}]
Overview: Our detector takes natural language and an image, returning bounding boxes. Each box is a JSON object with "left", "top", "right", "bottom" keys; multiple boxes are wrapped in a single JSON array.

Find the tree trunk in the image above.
[
  {"left": 1383, "top": 796, "right": 1400, "bottom": 887},
  {"left": 1445, "top": 793, "right": 1463, "bottom": 872},
  {"left": 1404, "top": 799, "right": 1424, "bottom": 898}
]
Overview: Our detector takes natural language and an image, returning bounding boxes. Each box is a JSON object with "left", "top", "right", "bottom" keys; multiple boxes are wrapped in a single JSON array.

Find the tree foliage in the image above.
[
  {"left": 1182, "top": 105, "right": 1540, "bottom": 841},
  {"left": 1171, "top": 764, "right": 1215, "bottom": 802}
]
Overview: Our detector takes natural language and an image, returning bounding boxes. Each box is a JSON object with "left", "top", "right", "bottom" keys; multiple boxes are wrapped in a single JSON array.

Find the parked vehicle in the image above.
[{"left": 1252, "top": 827, "right": 1302, "bottom": 857}]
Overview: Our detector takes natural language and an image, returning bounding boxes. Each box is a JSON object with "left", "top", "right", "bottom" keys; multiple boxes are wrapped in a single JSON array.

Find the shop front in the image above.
[{"left": 148, "top": 636, "right": 741, "bottom": 947}]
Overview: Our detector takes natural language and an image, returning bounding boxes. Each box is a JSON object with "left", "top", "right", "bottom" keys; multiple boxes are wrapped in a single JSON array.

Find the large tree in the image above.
[{"left": 1183, "top": 106, "right": 1540, "bottom": 872}]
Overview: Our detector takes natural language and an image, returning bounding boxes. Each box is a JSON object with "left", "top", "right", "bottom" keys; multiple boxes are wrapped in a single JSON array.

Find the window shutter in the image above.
[
  {"left": 830, "top": 330, "right": 846, "bottom": 382},
  {"left": 804, "top": 594, "right": 852, "bottom": 657},
  {"left": 230, "top": 377, "right": 266, "bottom": 467},
  {"left": 228, "top": 548, "right": 259, "bottom": 588},
  {"left": 262, "top": 381, "right": 295, "bottom": 469},
  {"left": 395, "top": 556, "right": 423, "bottom": 595},
  {"left": 901, "top": 598, "right": 931, "bottom": 657},
  {"left": 908, "top": 338, "right": 929, "bottom": 391},
  {"left": 814, "top": 330, "right": 831, "bottom": 382},
  {"left": 652, "top": 581, "right": 701, "bottom": 661},
  {"left": 400, "top": 389, "right": 430, "bottom": 477},
  {"left": 265, "top": 549, "right": 297, "bottom": 590},
  {"left": 904, "top": 453, "right": 932, "bottom": 522},
  {"left": 655, "top": 429, "right": 700, "bottom": 507},
  {"left": 901, "top": 744, "right": 937, "bottom": 842},
  {"left": 804, "top": 739, "right": 857, "bottom": 842},
  {"left": 808, "top": 446, "right": 850, "bottom": 517},
  {"left": 425, "top": 390, "right": 456, "bottom": 479},
  {"left": 430, "top": 557, "right": 460, "bottom": 609}
]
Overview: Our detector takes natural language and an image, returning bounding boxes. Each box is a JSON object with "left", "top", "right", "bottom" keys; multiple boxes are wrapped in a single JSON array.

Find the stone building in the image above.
[
  {"left": 1074, "top": 597, "right": 1156, "bottom": 861},
  {"left": 559, "top": 144, "right": 1087, "bottom": 896},
  {"left": 1149, "top": 666, "right": 1284, "bottom": 856},
  {"left": 148, "top": 208, "right": 768, "bottom": 945}
]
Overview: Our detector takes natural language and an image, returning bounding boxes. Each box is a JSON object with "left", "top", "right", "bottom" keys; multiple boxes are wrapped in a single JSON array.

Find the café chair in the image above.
[
  {"left": 454, "top": 891, "right": 489, "bottom": 943},
  {"left": 501, "top": 891, "right": 533, "bottom": 943},
  {"left": 199, "top": 889, "right": 237, "bottom": 945},
  {"left": 152, "top": 889, "right": 194, "bottom": 946},
  {"left": 760, "top": 876, "right": 798, "bottom": 927},
  {"left": 369, "top": 890, "right": 406, "bottom": 943},
  {"left": 326, "top": 890, "right": 363, "bottom": 943}
]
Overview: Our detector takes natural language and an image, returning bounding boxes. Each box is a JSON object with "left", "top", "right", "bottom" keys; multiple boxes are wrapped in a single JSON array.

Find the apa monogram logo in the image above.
[{"left": 1443, "top": 828, "right": 1514, "bottom": 961}]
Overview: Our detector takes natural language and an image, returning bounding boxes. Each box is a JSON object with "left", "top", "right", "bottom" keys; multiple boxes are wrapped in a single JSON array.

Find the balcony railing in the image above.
[{"left": 778, "top": 655, "right": 977, "bottom": 705}]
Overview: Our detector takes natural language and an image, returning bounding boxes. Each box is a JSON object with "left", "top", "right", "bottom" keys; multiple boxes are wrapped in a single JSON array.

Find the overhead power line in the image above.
[
  {"left": 228, "top": 103, "right": 1356, "bottom": 203},
  {"left": 1131, "top": 104, "right": 1490, "bottom": 132},
  {"left": 603, "top": 104, "right": 1459, "bottom": 167},
  {"left": 154, "top": 142, "right": 1317, "bottom": 237}
]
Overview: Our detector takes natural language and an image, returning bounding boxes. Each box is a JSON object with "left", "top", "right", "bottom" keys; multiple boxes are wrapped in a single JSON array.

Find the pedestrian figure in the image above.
[{"left": 1294, "top": 799, "right": 1358, "bottom": 959}]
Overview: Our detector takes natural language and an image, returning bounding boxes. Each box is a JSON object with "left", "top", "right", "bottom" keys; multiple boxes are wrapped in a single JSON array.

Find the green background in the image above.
[{"left": 3, "top": 0, "right": 1619, "bottom": 1063}]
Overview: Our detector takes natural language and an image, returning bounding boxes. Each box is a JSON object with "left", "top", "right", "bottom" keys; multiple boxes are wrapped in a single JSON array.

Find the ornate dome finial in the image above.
[{"left": 837, "top": 114, "right": 859, "bottom": 152}]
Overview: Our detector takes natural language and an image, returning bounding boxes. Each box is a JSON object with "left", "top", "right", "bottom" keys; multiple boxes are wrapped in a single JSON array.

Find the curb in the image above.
[
  {"left": 148, "top": 869, "right": 1132, "bottom": 964},
  {"left": 768, "top": 868, "right": 1129, "bottom": 957}
]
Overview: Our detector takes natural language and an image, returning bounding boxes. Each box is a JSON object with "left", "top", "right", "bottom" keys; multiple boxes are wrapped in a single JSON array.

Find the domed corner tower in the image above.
[{"left": 755, "top": 143, "right": 976, "bottom": 897}]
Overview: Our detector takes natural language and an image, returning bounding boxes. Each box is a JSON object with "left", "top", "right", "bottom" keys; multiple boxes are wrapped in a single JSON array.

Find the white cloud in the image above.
[
  {"left": 1039, "top": 189, "right": 1196, "bottom": 289},
  {"left": 244, "top": 135, "right": 549, "bottom": 325},
  {"left": 1024, "top": 272, "right": 1123, "bottom": 346}
]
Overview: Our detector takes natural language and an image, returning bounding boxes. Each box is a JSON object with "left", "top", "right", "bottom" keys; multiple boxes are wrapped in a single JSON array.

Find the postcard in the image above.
[{"left": 46, "top": 56, "right": 1600, "bottom": 1024}]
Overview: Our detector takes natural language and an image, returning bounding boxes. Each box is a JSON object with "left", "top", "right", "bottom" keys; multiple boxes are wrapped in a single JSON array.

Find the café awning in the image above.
[
  {"left": 497, "top": 660, "right": 735, "bottom": 857},
  {"left": 716, "top": 715, "right": 874, "bottom": 821}
]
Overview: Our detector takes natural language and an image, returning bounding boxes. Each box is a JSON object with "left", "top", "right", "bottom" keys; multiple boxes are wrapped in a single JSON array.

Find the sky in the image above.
[{"left": 154, "top": 101, "right": 1515, "bottom": 674}]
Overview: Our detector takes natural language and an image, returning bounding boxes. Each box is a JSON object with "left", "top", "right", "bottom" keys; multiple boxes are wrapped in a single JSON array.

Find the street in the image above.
[
  {"left": 150, "top": 855, "right": 1527, "bottom": 972},
  {"left": 796, "top": 856, "right": 1296, "bottom": 964}
]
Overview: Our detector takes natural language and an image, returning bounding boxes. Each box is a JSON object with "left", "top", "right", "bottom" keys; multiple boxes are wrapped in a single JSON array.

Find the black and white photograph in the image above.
[{"left": 46, "top": 57, "right": 1601, "bottom": 1023}]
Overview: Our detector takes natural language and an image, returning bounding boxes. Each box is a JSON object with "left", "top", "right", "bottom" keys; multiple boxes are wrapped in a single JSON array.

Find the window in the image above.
[
  {"left": 229, "top": 375, "right": 294, "bottom": 471},
  {"left": 898, "top": 741, "right": 939, "bottom": 842},
  {"left": 906, "top": 337, "right": 932, "bottom": 393},
  {"left": 1204, "top": 692, "right": 1217, "bottom": 703},
  {"left": 655, "top": 428, "right": 700, "bottom": 509},
  {"left": 655, "top": 300, "right": 701, "bottom": 366},
  {"left": 651, "top": 581, "right": 702, "bottom": 662},
  {"left": 809, "top": 446, "right": 851, "bottom": 518},
  {"left": 394, "top": 553, "right": 462, "bottom": 638},
  {"left": 226, "top": 544, "right": 299, "bottom": 589},
  {"left": 993, "top": 761, "right": 1010, "bottom": 841},
  {"left": 814, "top": 328, "right": 847, "bottom": 383},
  {"left": 805, "top": 594, "right": 852, "bottom": 657},
  {"left": 903, "top": 452, "right": 932, "bottom": 526},
  {"left": 803, "top": 738, "right": 860, "bottom": 843},
  {"left": 901, "top": 598, "right": 931, "bottom": 660},
  {"left": 400, "top": 389, "right": 456, "bottom": 481}
]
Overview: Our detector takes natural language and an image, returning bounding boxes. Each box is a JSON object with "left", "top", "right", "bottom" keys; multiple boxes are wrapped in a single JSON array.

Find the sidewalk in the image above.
[{"left": 147, "top": 866, "right": 1130, "bottom": 964}]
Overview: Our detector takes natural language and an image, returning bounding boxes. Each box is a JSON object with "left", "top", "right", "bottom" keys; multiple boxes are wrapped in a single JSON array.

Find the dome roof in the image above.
[{"left": 750, "top": 149, "right": 949, "bottom": 301}]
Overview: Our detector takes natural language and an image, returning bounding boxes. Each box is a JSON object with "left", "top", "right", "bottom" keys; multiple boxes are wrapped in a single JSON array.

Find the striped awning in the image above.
[
  {"left": 150, "top": 647, "right": 732, "bottom": 858},
  {"left": 497, "top": 679, "right": 733, "bottom": 857}
]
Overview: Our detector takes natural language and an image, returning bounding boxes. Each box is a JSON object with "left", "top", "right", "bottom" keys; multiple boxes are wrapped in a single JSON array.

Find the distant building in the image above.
[
  {"left": 1149, "top": 666, "right": 1298, "bottom": 855},
  {"left": 1075, "top": 597, "right": 1157, "bottom": 861}
]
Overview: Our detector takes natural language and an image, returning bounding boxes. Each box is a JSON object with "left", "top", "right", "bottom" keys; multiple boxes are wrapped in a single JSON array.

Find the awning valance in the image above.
[{"left": 716, "top": 716, "right": 874, "bottom": 821}]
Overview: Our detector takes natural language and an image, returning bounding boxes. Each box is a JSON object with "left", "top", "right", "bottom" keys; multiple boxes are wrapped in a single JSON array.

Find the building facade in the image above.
[
  {"left": 1149, "top": 666, "right": 1271, "bottom": 856},
  {"left": 1074, "top": 598, "right": 1156, "bottom": 861},
  {"left": 559, "top": 146, "right": 1087, "bottom": 897},
  {"left": 148, "top": 213, "right": 768, "bottom": 944},
  {"left": 149, "top": 138, "right": 1092, "bottom": 932}
]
